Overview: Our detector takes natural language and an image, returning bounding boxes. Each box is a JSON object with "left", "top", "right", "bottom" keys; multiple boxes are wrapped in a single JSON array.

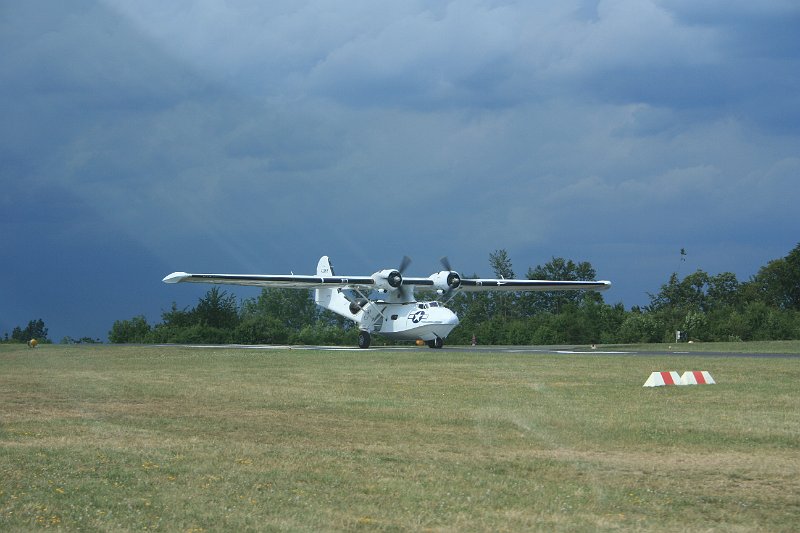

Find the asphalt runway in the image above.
[{"left": 177, "top": 344, "right": 800, "bottom": 358}]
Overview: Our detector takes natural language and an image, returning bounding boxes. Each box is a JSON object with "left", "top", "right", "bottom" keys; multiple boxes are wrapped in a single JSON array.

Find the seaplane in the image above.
[{"left": 163, "top": 256, "right": 611, "bottom": 349}]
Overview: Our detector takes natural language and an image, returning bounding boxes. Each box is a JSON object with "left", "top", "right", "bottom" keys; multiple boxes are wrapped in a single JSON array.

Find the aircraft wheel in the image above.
[
  {"left": 358, "top": 331, "right": 371, "bottom": 349},
  {"left": 427, "top": 338, "right": 443, "bottom": 349}
]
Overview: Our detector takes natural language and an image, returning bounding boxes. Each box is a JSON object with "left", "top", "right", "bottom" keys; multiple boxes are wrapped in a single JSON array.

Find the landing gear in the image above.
[
  {"left": 426, "top": 337, "right": 443, "bottom": 349},
  {"left": 358, "top": 330, "right": 371, "bottom": 349}
]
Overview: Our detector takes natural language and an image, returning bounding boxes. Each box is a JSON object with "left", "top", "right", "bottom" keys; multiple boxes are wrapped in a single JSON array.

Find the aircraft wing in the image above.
[
  {"left": 163, "top": 271, "right": 611, "bottom": 293},
  {"left": 458, "top": 278, "right": 611, "bottom": 292},
  {"left": 397, "top": 276, "right": 435, "bottom": 288},
  {"left": 162, "top": 272, "right": 377, "bottom": 290}
]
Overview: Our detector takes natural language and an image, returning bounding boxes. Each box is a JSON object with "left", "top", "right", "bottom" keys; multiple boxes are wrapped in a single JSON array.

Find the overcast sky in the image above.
[{"left": 2, "top": 0, "right": 799, "bottom": 341}]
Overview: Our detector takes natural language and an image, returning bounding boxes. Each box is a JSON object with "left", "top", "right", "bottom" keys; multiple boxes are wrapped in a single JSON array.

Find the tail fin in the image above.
[
  {"left": 314, "top": 256, "right": 359, "bottom": 321},
  {"left": 316, "top": 255, "right": 334, "bottom": 276}
]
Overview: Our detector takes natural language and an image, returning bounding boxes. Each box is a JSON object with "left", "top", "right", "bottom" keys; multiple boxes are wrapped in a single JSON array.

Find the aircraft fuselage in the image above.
[{"left": 362, "top": 300, "right": 459, "bottom": 341}]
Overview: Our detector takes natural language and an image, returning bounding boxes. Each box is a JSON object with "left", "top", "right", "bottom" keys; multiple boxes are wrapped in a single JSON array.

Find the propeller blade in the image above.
[
  {"left": 399, "top": 255, "right": 412, "bottom": 274},
  {"left": 437, "top": 256, "right": 462, "bottom": 303}
]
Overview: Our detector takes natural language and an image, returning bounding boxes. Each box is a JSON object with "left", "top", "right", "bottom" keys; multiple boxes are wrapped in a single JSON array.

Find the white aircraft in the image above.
[{"left": 163, "top": 256, "right": 611, "bottom": 349}]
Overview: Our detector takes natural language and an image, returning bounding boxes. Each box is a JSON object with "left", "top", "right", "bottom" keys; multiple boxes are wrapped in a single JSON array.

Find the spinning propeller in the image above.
[
  {"left": 387, "top": 255, "right": 412, "bottom": 288},
  {"left": 438, "top": 256, "right": 462, "bottom": 302},
  {"left": 399, "top": 255, "right": 412, "bottom": 274}
]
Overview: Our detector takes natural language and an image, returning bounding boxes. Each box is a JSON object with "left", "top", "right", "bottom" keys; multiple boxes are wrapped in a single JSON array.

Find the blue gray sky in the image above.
[{"left": 2, "top": 0, "right": 799, "bottom": 341}]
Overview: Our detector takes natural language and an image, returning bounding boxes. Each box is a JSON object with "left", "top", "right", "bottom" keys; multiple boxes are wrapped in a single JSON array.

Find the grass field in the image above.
[{"left": 1, "top": 343, "right": 799, "bottom": 531}]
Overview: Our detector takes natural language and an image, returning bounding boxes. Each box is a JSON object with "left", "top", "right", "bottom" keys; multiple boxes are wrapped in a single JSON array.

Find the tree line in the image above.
[
  {"left": 2, "top": 319, "right": 49, "bottom": 344},
  {"left": 108, "top": 286, "right": 359, "bottom": 345},
  {"left": 105, "top": 243, "right": 800, "bottom": 345}
]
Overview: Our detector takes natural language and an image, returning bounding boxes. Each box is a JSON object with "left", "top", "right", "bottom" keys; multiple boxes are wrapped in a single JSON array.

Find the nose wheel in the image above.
[{"left": 426, "top": 337, "right": 443, "bottom": 349}]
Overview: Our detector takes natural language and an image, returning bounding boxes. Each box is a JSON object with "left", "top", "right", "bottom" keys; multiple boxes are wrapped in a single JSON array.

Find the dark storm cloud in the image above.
[{"left": 1, "top": 0, "right": 798, "bottom": 340}]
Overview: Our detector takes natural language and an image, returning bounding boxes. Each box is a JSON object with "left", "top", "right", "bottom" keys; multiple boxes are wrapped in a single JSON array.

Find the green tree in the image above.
[
  {"left": 646, "top": 270, "right": 711, "bottom": 339},
  {"left": 235, "top": 288, "right": 318, "bottom": 344},
  {"left": 648, "top": 270, "right": 709, "bottom": 313},
  {"left": 740, "top": 301, "right": 799, "bottom": 340},
  {"left": 488, "top": 249, "right": 516, "bottom": 319},
  {"left": 239, "top": 288, "right": 318, "bottom": 330},
  {"left": 446, "top": 286, "right": 491, "bottom": 345},
  {"left": 706, "top": 272, "right": 741, "bottom": 309},
  {"left": 11, "top": 319, "right": 48, "bottom": 343},
  {"left": 617, "top": 310, "right": 661, "bottom": 343},
  {"left": 682, "top": 310, "right": 710, "bottom": 341},
  {"left": 489, "top": 249, "right": 515, "bottom": 279},
  {"left": 750, "top": 242, "right": 800, "bottom": 310},
  {"left": 523, "top": 257, "right": 600, "bottom": 314},
  {"left": 109, "top": 315, "right": 151, "bottom": 343},
  {"left": 195, "top": 287, "right": 239, "bottom": 330},
  {"left": 160, "top": 302, "right": 196, "bottom": 329},
  {"left": 148, "top": 289, "right": 239, "bottom": 344},
  {"left": 236, "top": 314, "right": 289, "bottom": 344}
]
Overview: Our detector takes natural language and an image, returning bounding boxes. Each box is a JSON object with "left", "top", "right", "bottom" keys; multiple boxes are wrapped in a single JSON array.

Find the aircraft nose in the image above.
[{"left": 445, "top": 310, "right": 460, "bottom": 326}]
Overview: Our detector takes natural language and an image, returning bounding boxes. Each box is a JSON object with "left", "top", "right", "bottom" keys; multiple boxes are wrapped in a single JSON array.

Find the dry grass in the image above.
[{"left": 1, "top": 343, "right": 799, "bottom": 531}]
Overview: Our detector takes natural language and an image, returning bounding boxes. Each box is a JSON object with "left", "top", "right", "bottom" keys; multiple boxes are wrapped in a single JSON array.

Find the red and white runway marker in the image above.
[
  {"left": 679, "top": 371, "right": 716, "bottom": 385},
  {"left": 643, "top": 371, "right": 717, "bottom": 387},
  {"left": 643, "top": 371, "right": 682, "bottom": 387}
]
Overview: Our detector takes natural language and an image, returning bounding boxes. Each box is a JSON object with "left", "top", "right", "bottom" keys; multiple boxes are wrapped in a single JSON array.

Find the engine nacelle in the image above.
[
  {"left": 372, "top": 269, "right": 403, "bottom": 290},
  {"left": 349, "top": 298, "right": 369, "bottom": 315},
  {"left": 429, "top": 270, "right": 461, "bottom": 291}
]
